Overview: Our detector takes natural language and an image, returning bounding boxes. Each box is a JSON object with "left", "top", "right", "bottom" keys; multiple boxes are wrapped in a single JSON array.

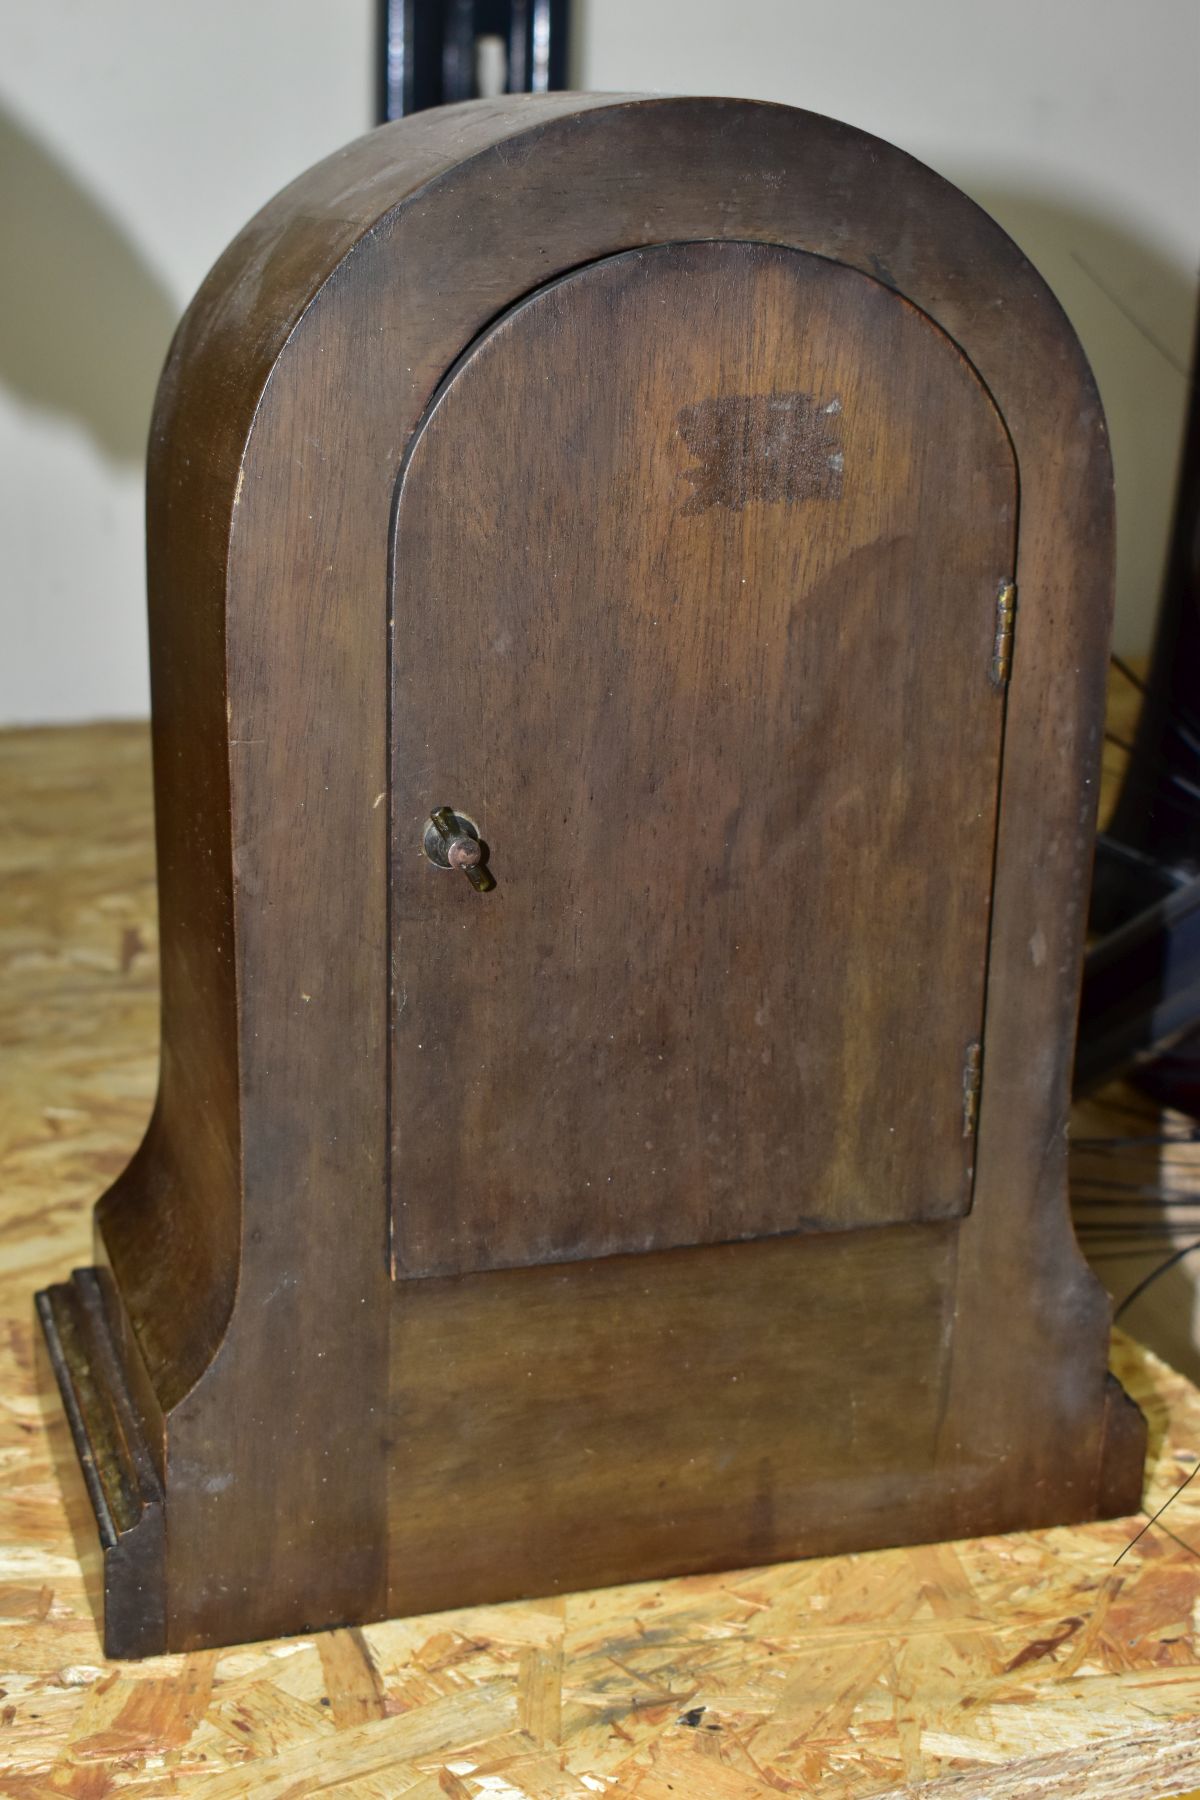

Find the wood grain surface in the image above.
[
  {"left": 30, "top": 95, "right": 1142, "bottom": 1654},
  {"left": 2, "top": 723, "right": 1199, "bottom": 1797},
  {"left": 391, "top": 239, "right": 1016, "bottom": 1280}
]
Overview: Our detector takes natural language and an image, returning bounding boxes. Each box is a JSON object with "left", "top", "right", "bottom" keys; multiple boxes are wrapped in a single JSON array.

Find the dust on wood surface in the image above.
[{"left": 4, "top": 719, "right": 1200, "bottom": 1797}]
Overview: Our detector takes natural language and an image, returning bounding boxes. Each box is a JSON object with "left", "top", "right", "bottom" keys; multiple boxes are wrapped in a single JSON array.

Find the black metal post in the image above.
[{"left": 377, "top": 0, "right": 570, "bottom": 121}]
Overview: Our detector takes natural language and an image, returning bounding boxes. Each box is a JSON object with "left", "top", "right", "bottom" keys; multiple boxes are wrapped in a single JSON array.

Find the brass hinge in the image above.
[
  {"left": 991, "top": 581, "right": 1017, "bottom": 687},
  {"left": 962, "top": 1041, "right": 982, "bottom": 1137}
]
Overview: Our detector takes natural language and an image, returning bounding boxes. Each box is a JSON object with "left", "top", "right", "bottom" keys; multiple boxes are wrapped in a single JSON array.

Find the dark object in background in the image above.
[
  {"left": 1091, "top": 309, "right": 1200, "bottom": 934},
  {"left": 1076, "top": 308, "right": 1200, "bottom": 1104},
  {"left": 1076, "top": 876, "right": 1200, "bottom": 1098},
  {"left": 35, "top": 94, "right": 1143, "bottom": 1660},
  {"left": 378, "top": 0, "right": 569, "bottom": 119}
]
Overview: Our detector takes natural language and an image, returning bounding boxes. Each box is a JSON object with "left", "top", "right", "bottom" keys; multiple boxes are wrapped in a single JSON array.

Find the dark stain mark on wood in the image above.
[
  {"left": 1003, "top": 1616, "right": 1084, "bottom": 1672},
  {"left": 675, "top": 390, "right": 844, "bottom": 514}
]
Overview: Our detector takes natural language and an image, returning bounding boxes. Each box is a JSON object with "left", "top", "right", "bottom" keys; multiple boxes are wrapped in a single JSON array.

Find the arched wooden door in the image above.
[{"left": 390, "top": 240, "right": 1017, "bottom": 1281}]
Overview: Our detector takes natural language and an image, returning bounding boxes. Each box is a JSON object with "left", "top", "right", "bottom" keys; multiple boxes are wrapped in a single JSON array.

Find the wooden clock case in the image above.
[{"left": 36, "top": 94, "right": 1145, "bottom": 1657}]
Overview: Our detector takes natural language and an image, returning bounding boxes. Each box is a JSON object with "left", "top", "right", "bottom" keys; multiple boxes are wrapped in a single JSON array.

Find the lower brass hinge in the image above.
[
  {"left": 962, "top": 1041, "right": 982, "bottom": 1137},
  {"left": 991, "top": 581, "right": 1017, "bottom": 687}
]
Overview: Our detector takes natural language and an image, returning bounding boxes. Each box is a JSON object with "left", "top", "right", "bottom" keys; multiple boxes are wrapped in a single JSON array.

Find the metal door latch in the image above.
[{"left": 423, "top": 806, "right": 495, "bottom": 892}]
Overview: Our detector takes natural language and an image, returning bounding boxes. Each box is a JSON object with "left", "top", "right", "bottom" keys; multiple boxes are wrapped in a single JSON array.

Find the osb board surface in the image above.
[{"left": 4, "top": 721, "right": 1200, "bottom": 1799}]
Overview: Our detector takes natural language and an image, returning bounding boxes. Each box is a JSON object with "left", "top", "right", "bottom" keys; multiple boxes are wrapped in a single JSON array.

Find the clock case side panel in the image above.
[{"left": 37, "top": 94, "right": 1143, "bottom": 1656}]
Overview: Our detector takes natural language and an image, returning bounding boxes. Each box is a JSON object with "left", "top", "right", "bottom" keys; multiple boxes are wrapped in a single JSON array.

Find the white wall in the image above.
[
  {"left": 2, "top": 1, "right": 1196, "bottom": 721},
  {"left": 0, "top": 1, "right": 375, "bottom": 723}
]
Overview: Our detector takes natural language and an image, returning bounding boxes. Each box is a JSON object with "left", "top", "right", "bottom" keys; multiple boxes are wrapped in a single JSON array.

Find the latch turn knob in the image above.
[{"left": 423, "top": 807, "right": 496, "bottom": 892}]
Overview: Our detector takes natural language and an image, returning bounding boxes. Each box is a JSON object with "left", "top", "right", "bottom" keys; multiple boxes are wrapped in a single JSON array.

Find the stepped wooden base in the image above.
[
  {"left": 36, "top": 1271, "right": 165, "bottom": 1658},
  {"left": 38, "top": 1238, "right": 1145, "bottom": 1660}
]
